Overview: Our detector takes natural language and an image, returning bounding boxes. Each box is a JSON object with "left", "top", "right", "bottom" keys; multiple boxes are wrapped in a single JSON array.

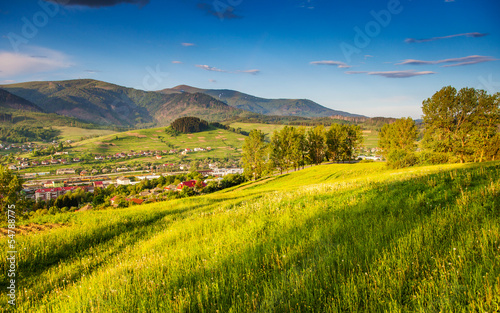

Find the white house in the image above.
[{"left": 116, "top": 177, "right": 131, "bottom": 185}]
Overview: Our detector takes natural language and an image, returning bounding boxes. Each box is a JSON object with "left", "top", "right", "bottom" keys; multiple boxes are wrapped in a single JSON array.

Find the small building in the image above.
[
  {"left": 127, "top": 198, "right": 144, "bottom": 205},
  {"left": 177, "top": 180, "right": 206, "bottom": 191},
  {"left": 164, "top": 184, "right": 177, "bottom": 191},
  {"left": 35, "top": 186, "right": 85, "bottom": 202},
  {"left": 116, "top": 177, "right": 131, "bottom": 185},
  {"left": 212, "top": 168, "right": 244, "bottom": 177},
  {"left": 56, "top": 168, "right": 76, "bottom": 175}
]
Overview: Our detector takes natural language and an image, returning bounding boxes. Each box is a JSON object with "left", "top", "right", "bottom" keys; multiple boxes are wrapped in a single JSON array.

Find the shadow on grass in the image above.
[{"left": 154, "top": 164, "right": 499, "bottom": 312}]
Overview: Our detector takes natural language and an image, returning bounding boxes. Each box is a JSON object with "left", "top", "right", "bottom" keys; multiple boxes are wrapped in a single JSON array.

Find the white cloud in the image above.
[
  {"left": 236, "top": 69, "right": 260, "bottom": 75},
  {"left": 181, "top": 42, "right": 195, "bottom": 47},
  {"left": 172, "top": 61, "right": 183, "bottom": 64},
  {"left": 0, "top": 47, "right": 72, "bottom": 78},
  {"left": 195, "top": 64, "right": 227, "bottom": 72},
  {"left": 345, "top": 70, "right": 435, "bottom": 78},
  {"left": 405, "top": 32, "right": 488, "bottom": 43},
  {"left": 310, "top": 60, "right": 351, "bottom": 68},
  {"left": 195, "top": 64, "right": 261, "bottom": 75},
  {"left": 396, "top": 55, "right": 497, "bottom": 67}
]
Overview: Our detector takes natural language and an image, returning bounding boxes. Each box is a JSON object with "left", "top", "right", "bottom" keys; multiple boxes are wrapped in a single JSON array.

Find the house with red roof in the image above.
[
  {"left": 34, "top": 186, "right": 87, "bottom": 202},
  {"left": 176, "top": 180, "right": 206, "bottom": 191}
]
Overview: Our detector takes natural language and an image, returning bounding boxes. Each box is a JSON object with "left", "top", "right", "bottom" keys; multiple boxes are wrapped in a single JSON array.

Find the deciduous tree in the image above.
[{"left": 242, "top": 129, "right": 268, "bottom": 180}]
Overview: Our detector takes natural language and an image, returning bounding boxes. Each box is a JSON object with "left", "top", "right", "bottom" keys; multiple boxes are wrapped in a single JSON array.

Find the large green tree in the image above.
[
  {"left": 306, "top": 125, "right": 326, "bottom": 165},
  {"left": 379, "top": 117, "right": 419, "bottom": 168},
  {"left": 422, "top": 87, "right": 499, "bottom": 163},
  {"left": 379, "top": 117, "right": 418, "bottom": 153},
  {"left": 242, "top": 129, "right": 268, "bottom": 180},
  {"left": 326, "top": 124, "right": 364, "bottom": 162},
  {"left": 269, "top": 126, "right": 307, "bottom": 174},
  {"left": 0, "top": 165, "right": 23, "bottom": 218}
]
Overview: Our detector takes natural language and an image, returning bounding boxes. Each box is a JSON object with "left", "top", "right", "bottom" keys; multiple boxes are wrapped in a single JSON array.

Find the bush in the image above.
[
  {"left": 387, "top": 149, "right": 417, "bottom": 169},
  {"left": 417, "top": 151, "right": 450, "bottom": 165}
]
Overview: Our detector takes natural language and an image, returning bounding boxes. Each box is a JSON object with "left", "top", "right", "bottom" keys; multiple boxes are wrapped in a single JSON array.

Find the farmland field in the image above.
[
  {"left": 68, "top": 126, "right": 246, "bottom": 158},
  {"left": 54, "top": 127, "right": 118, "bottom": 142},
  {"left": 1, "top": 161, "right": 499, "bottom": 312}
]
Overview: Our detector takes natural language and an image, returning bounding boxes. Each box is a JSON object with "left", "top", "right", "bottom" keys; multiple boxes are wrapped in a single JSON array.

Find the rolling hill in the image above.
[
  {"left": 3, "top": 161, "right": 499, "bottom": 311},
  {"left": 0, "top": 80, "right": 252, "bottom": 128},
  {"left": 160, "top": 85, "right": 365, "bottom": 118},
  {"left": 68, "top": 125, "right": 246, "bottom": 159},
  {"left": 0, "top": 88, "right": 43, "bottom": 112}
]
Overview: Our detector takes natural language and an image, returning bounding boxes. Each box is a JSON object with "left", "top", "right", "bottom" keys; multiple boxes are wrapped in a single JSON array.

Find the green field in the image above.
[
  {"left": 229, "top": 122, "right": 289, "bottom": 138},
  {"left": 68, "top": 126, "right": 246, "bottom": 158},
  {"left": 2, "top": 161, "right": 499, "bottom": 312},
  {"left": 54, "top": 127, "right": 118, "bottom": 142}
]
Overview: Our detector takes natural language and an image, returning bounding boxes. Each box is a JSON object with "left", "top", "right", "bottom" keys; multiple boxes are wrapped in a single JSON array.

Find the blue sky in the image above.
[{"left": 0, "top": 0, "right": 499, "bottom": 118}]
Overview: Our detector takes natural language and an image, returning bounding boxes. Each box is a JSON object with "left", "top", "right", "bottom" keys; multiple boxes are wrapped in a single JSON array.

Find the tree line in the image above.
[
  {"left": 379, "top": 87, "right": 499, "bottom": 168},
  {"left": 242, "top": 124, "right": 363, "bottom": 180},
  {"left": 0, "top": 126, "right": 60, "bottom": 143}
]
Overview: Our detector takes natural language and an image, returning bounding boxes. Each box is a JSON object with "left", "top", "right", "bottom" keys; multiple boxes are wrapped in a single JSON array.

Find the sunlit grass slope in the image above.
[
  {"left": 69, "top": 126, "right": 246, "bottom": 156},
  {"left": 1, "top": 162, "right": 499, "bottom": 312}
]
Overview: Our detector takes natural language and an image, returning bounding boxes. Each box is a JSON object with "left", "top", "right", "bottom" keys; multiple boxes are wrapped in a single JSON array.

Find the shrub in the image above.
[
  {"left": 417, "top": 151, "right": 450, "bottom": 165},
  {"left": 387, "top": 149, "right": 417, "bottom": 169}
]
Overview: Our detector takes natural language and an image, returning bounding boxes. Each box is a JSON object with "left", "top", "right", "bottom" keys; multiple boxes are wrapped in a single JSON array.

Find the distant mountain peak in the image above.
[{"left": 160, "top": 85, "right": 365, "bottom": 118}]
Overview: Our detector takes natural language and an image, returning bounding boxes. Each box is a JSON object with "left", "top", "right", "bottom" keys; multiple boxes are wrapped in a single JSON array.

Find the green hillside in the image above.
[
  {"left": 160, "top": 85, "right": 365, "bottom": 118},
  {"left": 0, "top": 80, "right": 253, "bottom": 128},
  {"left": 2, "top": 161, "right": 499, "bottom": 312},
  {"left": 0, "top": 89, "right": 43, "bottom": 112}
]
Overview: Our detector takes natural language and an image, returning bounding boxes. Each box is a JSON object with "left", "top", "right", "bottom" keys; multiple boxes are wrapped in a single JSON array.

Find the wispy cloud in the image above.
[
  {"left": 236, "top": 69, "right": 260, "bottom": 75},
  {"left": 181, "top": 42, "right": 195, "bottom": 47},
  {"left": 197, "top": 2, "right": 242, "bottom": 20},
  {"left": 172, "top": 61, "right": 183, "bottom": 64},
  {"left": 195, "top": 64, "right": 227, "bottom": 72},
  {"left": 209, "top": 79, "right": 216, "bottom": 83},
  {"left": 310, "top": 60, "right": 350, "bottom": 69},
  {"left": 345, "top": 70, "right": 435, "bottom": 78},
  {"left": 0, "top": 80, "right": 15, "bottom": 84},
  {"left": 44, "top": 0, "right": 149, "bottom": 8},
  {"left": 195, "top": 65, "right": 260, "bottom": 75},
  {"left": 84, "top": 69, "right": 101, "bottom": 73},
  {"left": 405, "top": 32, "right": 488, "bottom": 43},
  {"left": 0, "top": 47, "right": 72, "bottom": 78},
  {"left": 397, "top": 55, "right": 497, "bottom": 67},
  {"left": 344, "top": 71, "right": 367, "bottom": 75}
]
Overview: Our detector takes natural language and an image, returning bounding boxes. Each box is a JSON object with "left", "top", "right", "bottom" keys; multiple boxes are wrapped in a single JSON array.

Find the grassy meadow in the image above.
[
  {"left": 54, "top": 127, "right": 118, "bottom": 143},
  {"left": 1, "top": 161, "right": 499, "bottom": 312},
  {"left": 67, "top": 126, "right": 246, "bottom": 158}
]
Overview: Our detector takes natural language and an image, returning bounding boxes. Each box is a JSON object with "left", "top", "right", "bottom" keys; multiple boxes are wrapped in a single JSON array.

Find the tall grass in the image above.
[{"left": 1, "top": 162, "right": 499, "bottom": 312}]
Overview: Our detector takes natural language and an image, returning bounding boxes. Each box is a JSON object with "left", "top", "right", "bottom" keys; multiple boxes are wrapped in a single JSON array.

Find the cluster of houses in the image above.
[
  {"left": 33, "top": 178, "right": 208, "bottom": 204},
  {"left": 31, "top": 166, "right": 243, "bottom": 203},
  {"left": 0, "top": 142, "right": 37, "bottom": 152},
  {"left": 93, "top": 147, "right": 212, "bottom": 161},
  {"left": 8, "top": 156, "right": 81, "bottom": 170},
  {"left": 7, "top": 145, "right": 214, "bottom": 171}
]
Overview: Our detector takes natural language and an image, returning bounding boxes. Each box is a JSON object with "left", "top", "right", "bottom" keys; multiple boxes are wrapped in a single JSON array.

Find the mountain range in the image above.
[{"left": 0, "top": 79, "right": 363, "bottom": 128}]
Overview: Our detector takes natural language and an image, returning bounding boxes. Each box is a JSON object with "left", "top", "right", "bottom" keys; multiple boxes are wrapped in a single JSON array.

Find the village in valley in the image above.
[{"left": 2, "top": 136, "right": 244, "bottom": 211}]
